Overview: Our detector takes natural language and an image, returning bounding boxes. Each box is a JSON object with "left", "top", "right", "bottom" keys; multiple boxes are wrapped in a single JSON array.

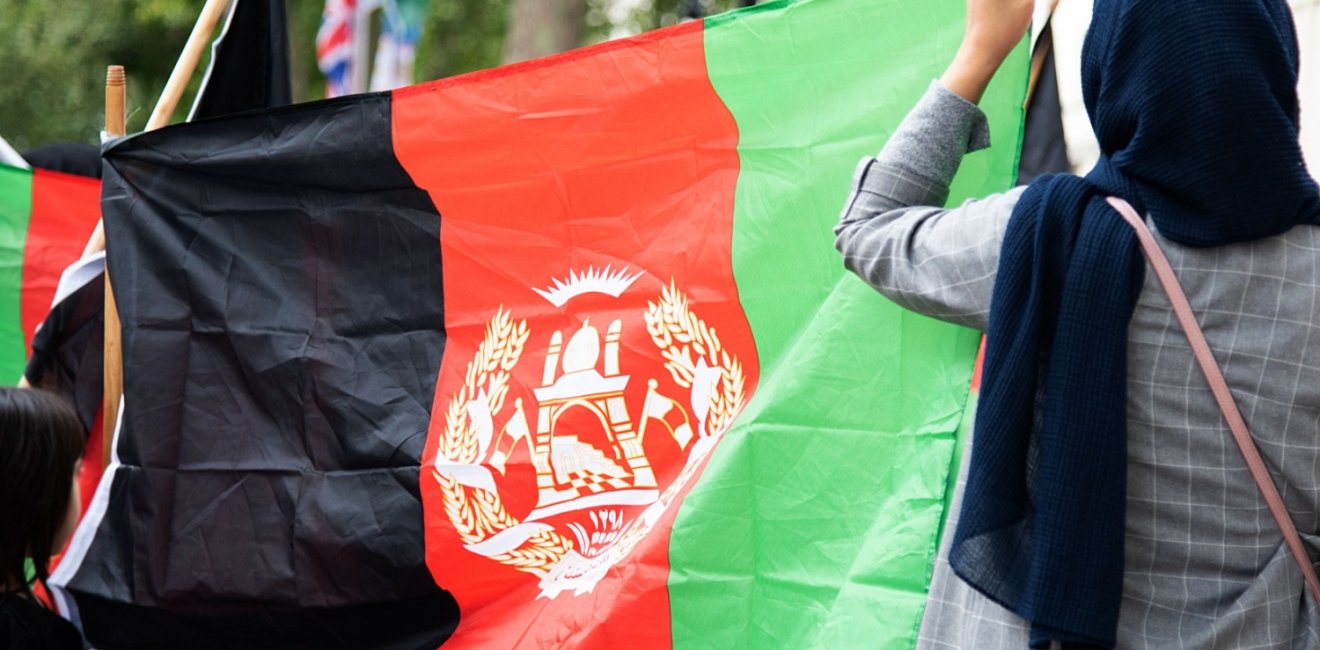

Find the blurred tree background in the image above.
[{"left": 0, "top": 0, "right": 755, "bottom": 150}]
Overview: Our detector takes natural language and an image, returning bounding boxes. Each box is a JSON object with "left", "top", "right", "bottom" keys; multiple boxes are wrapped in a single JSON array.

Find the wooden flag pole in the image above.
[
  {"left": 100, "top": 0, "right": 231, "bottom": 466},
  {"left": 147, "top": 0, "right": 233, "bottom": 130},
  {"left": 79, "top": 66, "right": 126, "bottom": 259},
  {"left": 80, "top": 0, "right": 230, "bottom": 260},
  {"left": 102, "top": 65, "right": 126, "bottom": 468},
  {"left": 106, "top": 66, "right": 126, "bottom": 133}
]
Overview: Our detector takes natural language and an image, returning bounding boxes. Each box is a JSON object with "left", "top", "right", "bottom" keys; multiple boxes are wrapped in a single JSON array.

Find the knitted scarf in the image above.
[{"left": 948, "top": 1, "right": 1320, "bottom": 647}]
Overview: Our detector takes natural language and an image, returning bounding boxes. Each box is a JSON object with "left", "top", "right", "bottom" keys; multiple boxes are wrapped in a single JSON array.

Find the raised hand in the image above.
[{"left": 940, "top": 0, "right": 1034, "bottom": 104}]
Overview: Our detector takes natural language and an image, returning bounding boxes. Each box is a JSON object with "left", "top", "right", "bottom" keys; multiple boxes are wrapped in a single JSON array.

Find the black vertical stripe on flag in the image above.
[
  {"left": 1018, "top": 21, "right": 1071, "bottom": 185},
  {"left": 64, "top": 93, "right": 457, "bottom": 649},
  {"left": 24, "top": 262, "right": 105, "bottom": 434},
  {"left": 190, "top": 0, "right": 293, "bottom": 121}
]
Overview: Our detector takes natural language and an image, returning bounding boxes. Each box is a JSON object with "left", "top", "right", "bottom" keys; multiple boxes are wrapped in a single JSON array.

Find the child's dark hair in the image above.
[{"left": 0, "top": 388, "right": 85, "bottom": 597}]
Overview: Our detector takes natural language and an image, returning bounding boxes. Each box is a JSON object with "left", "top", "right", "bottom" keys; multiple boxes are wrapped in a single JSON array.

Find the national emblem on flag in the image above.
[{"left": 430, "top": 272, "right": 750, "bottom": 601}]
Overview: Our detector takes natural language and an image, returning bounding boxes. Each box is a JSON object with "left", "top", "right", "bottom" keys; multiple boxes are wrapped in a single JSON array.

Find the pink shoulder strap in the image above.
[{"left": 1106, "top": 196, "right": 1320, "bottom": 605}]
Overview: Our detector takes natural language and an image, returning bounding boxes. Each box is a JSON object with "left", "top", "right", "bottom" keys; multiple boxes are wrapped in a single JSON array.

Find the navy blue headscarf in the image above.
[{"left": 949, "top": 1, "right": 1320, "bottom": 647}]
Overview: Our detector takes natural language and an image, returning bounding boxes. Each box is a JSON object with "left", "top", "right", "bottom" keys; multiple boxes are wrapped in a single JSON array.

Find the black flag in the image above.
[
  {"left": 53, "top": 94, "right": 458, "bottom": 650},
  {"left": 189, "top": 0, "right": 293, "bottom": 121}
]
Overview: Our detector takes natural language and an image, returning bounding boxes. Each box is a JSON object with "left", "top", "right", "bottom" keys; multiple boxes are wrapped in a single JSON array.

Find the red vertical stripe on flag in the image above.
[
  {"left": 23, "top": 170, "right": 101, "bottom": 347},
  {"left": 971, "top": 335, "right": 986, "bottom": 392},
  {"left": 394, "top": 21, "right": 752, "bottom": 648}
]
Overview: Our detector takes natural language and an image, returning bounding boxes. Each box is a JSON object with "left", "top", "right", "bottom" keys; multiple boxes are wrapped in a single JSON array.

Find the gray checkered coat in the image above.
[{"left": 835, "top": 82, "right": 1320, "bottom": 649}]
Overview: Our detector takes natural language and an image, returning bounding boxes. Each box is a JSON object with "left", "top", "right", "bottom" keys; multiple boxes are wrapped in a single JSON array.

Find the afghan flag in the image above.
[
  {"left": 0, "top": 160, "right": 107, "bottom": 538},
  {"left": 0, "top": 164, "right": 102, "bottom": 384},
  {"left": 52, "top": 0, "right": 1027, "bottom": 647}
]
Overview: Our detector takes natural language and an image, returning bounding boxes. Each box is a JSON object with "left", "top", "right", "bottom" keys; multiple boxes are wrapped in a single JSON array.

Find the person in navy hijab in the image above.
[{"left": 835, "top": 0, "right": 1320, "bottom": 647}]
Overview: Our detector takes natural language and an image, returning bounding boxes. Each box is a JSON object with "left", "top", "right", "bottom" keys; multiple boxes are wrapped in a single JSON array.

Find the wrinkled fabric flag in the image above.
[{"left": 52, "top": 1, "right": 1027, "bottom": 648}]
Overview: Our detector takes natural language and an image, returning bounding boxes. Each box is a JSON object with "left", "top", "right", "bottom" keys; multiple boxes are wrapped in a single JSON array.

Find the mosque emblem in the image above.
[{"left": 432, "top": 266, "right": 747, "bottom": 598}]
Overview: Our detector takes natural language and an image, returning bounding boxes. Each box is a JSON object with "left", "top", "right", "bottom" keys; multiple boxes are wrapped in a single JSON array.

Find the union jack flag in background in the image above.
[{"left": 316, "top": 0, "right": 357, "bottom": 97}]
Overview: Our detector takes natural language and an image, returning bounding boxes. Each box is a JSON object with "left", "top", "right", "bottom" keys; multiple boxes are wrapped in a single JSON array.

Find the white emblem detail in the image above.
[
  {"left": 433, "top": 455, "right": 498, "bottom": 494},
  {"left": 434, "top": 388, "right": 500, "bottom": 492},
  {"left": 464, "top": 522, "right": 555, "bottom": 557},
  {"left": 566, "top": 509, "right": 626, "bottom": 557},
  {"left": 522, "top": 319, "right": 660, "bottom": 522},
  {"left": 466, "top": 389, "right": 495, "bottom": 459},
  {"left": 437, "top": 273, "right": 747, "bottom": 601},
  {"left": 690, "top": 358, "right": 722, "bottom": 439},
  {"left": 533, "top": 265, "right": 642, "bottom": 307},
  {"left": 539, "top": 550, "right": 612, "bottom": 598}
]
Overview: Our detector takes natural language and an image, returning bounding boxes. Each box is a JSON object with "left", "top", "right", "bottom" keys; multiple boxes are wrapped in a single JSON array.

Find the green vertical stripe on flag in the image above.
[
  {"left": 0, "top": 165, "right": 32, "bottom": 383},
  {"left": 667, "top": 1, "right": 1028, "bottom": 647}
]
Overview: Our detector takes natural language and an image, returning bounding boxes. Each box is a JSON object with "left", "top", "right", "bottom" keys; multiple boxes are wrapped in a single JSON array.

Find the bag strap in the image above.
[{"left": 1106, "top": 196, "right": 1320, "bottom": 605}]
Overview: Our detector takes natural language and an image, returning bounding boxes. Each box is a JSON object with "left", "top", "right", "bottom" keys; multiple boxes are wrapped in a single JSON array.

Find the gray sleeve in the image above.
[{"left": 834, "top": 81, "right": 1022, "bottom": 331}]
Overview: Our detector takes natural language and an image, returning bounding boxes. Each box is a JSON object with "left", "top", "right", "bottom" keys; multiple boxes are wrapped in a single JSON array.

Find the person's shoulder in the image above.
[{"left": 0, "top": 594, "right": 83, "bottom": 650}]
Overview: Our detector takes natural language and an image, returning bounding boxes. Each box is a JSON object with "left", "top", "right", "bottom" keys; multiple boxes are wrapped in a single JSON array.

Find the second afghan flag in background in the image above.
[
  {"left": 55, "top": 0, "right": 1028, "bottom": 648},
  {"left": 0, "top": 164, "right": 101, "bottom": 384}
]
